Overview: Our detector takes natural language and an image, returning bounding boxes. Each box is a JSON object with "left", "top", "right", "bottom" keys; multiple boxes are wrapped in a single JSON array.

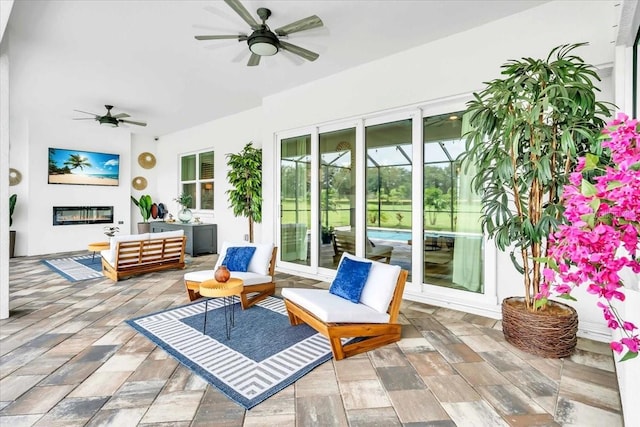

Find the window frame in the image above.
[{"left": 179, "top": 149, "right": 215, "bottom": 211}]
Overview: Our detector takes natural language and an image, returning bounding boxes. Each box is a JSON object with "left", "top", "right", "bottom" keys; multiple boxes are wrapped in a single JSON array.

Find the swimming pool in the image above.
[{"left": 367, "top": 229, "right": 411, "bottom": 242}]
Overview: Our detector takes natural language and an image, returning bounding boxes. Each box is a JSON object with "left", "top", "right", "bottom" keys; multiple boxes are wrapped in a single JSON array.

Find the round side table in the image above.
[
  {"left": 88, "top": 241, "right": 110, "bottom": 263},
  {"left": 199, "top": 278, "right": 244, "bottom": 339}
]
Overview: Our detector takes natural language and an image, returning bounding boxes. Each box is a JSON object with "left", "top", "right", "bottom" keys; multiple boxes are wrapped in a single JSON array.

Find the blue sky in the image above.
[{"left": 49, "top": 148, "right": 120, "bottom": 175}]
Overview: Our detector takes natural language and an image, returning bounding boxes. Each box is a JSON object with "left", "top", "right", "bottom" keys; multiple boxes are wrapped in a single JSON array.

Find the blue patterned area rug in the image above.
[
  {"left": 42, "top": 254, "right": 103, "bottom": 282},
  {"left": 126, "top": 296, "right": 334, "bottom": 409}
]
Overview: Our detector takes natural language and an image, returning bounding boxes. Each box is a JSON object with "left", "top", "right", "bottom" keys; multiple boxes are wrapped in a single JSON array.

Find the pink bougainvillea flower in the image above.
[
  {"left": 621, "top": 337, "right": 640, "bottom": 353},
  {"left": 611, "top": 341, "right": 624, "bottom": 353},
  {"left": 545, "top": 114, "right": 640, "bottom": 362}
]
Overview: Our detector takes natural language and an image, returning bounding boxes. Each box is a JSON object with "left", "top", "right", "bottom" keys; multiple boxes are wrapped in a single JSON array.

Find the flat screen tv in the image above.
[{"left": 48, "top": 148, "right": 120, "bottom": 186}]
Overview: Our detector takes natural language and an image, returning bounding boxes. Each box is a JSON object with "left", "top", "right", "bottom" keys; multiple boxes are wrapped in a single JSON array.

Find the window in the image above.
[
  {"left": 280, "top": 135, "right": 311, "bottom": 265},
  {"left": 423, "top": 112, "right": 484, "bottom": 293},
  {"left": 180, "top": 150, "right": 214, "bottom": 210},
  {"left": 320, "top": 128, "right": 356, "bottom": 269},
  {"left": 276, "top": 103, "right": 491, "bottom": 301},
  {"left": 634, "top": 24, "right": 639, "bottom": 118}
]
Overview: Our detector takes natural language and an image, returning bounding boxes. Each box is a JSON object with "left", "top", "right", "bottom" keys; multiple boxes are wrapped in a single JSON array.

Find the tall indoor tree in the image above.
[
  {"left": 226, "top": 142, "right": 262, "bottom": 242},
  {"left": 460, "top": 43, "right": 613, "bottom": 357}
]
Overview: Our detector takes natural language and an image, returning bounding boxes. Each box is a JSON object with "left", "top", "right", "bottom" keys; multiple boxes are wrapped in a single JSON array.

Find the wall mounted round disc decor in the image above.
[
  {"left": 9, "top": 168, "right": 22, "bottom": 186},
  {"left": 132, "top": 176, "right": 148, "bottom": 190},
  {"left": 138, "top": 152, "right": 156, "bottom": 169}
]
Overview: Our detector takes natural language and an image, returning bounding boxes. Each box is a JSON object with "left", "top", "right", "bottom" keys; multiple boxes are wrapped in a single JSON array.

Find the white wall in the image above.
[
  {"left": 131, "top": 134, "right": 159, "bottom": 233},
  {"left": 8, "top": 112, "right": 133, "bottom": 256},
  {"left": 155, "top": 107, "right": 264, "bottom": 246},
  {"left": 1, "top": 26, "right": 10, "bottom": 319}
]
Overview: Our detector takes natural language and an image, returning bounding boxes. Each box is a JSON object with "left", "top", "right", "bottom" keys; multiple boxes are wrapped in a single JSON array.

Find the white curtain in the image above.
[{"left": 452, "top": 114, "right": 483, "bottom": 292}]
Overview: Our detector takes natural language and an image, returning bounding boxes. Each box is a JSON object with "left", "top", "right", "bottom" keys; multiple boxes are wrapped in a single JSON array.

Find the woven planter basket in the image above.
[{"left": 502, "top": 296, "right": 578, "bottom": 358}]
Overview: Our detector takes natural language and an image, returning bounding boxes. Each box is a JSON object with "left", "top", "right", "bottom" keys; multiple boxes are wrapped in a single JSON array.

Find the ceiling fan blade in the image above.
[
  {"left": 195, "top": 34, "right": 245, "bottom": 41},
  {"left": 274, "top": 15, "right": 323, "bottom": 36},
  {"left": 73, "top": 109, "right": 99, "bottom": 116},
  {"left": 112, "top": 113, "right": 130, "bottom": 119},
  {"left": 279, "top": 41, "right": 319, "bottom": 62},
  {"left": 119, "top": 119, "right": 147, "bottom": 127},
  {"left": 224, "top": 0, "right": 259, "bottom": 30},
  {"left": 247, "top": 53, "right": 261, "bottom": 67}
]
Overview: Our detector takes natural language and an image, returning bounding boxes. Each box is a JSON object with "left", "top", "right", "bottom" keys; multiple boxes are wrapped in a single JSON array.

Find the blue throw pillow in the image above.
[
  {"left": 329, "top": 257, "right": 372, "bottom": 303},
  {"left": 222, "top": 246, "right": 256, "bottom": 272}
]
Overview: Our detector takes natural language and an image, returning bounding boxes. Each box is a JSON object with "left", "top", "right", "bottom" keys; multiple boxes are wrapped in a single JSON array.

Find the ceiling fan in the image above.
[
  {"left": 195, "top": 0, "right": 323, "bottom": 67},
  {"left": 73, "top": 105, "right": 147, "bottom": 127}
]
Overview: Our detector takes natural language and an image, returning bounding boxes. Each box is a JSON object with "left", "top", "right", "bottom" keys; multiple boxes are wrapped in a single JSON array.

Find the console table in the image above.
[{"left": 151, "top": 222, "right": 217, "bottom": 256}]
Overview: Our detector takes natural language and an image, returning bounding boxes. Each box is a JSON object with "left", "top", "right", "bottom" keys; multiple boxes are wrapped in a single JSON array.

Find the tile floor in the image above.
[{"left": 0, "top": 252, "right": 623, "bottom": 426}]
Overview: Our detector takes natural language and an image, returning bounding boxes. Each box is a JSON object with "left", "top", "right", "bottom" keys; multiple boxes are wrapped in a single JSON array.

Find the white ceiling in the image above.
[{"left": 6, "top": 0, "right": 551, "bottom": 137}]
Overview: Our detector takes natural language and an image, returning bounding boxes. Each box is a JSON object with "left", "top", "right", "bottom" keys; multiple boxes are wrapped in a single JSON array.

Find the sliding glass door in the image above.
[
  {"left": 319, "top": 128, "right": 355, "bottom": 269},
  {"left": 365, "top": 119, "right": 413, "bottom": 279},
  {"left": 280, "top": 135, "right": 311, "bottom": 266},
  {"left": 276, "top": 106, "right": 487, "bottom": 299},
  {"left": 423, "top": 112, "right": 484, "bottom": 292}
]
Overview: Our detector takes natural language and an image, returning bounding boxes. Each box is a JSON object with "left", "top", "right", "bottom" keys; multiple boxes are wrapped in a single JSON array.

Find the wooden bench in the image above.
[
  {"left": 282, "top": 253, "right": 408, "bottom": 360},
  {"left": 101, "top": 232, "right": 186, "bottom": 282}
]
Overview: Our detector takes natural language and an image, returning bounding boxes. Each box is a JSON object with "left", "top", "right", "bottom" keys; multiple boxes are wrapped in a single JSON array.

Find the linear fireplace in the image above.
[{"left": 53, "top": 206, "right": 114, "bottom": 226}]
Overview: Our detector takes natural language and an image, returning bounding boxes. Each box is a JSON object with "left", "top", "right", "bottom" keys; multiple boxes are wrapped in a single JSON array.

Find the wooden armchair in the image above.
[
  {"left": 282, "top": 253, "right": 408, "bottom": 360},
  {"left": 184, "top": 242, "right": 277, "bottom": 309},
  {"left": 332, "top": 230, "right": 393, "bottom": 264}
]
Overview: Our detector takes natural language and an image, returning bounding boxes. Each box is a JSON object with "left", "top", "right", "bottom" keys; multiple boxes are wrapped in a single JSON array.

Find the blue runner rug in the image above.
[
  {"left": 41, "top": 254, "right": 103, "bottom": 282},
  {"left": 126, "top": 296, "right": 334, "bottom": 409}
]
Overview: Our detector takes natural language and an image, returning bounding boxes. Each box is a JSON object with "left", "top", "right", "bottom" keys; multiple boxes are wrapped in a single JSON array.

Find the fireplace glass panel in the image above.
[{"left": 53, "top": 206, "right": 114, "bottom": 225}]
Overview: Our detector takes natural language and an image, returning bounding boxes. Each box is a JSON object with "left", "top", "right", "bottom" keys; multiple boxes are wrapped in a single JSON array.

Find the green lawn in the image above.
[{"left": 281, "top": 199, "right": 481, "bottom": 232}]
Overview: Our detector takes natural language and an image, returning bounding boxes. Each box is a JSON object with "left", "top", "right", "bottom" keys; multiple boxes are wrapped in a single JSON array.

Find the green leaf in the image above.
[
  {"left": 584, "top": 153, "right": 599, "bottom": 171},
  {"left": 581, "top": 179, "right": 597, "bottom": 196},
  {"left": 580, "top": 213, "right": 595, "bottom": 228},
  {"left": 620, "top": 351, "right": 638, "bottom": 362},
  {"left": 607, "top": 180, "right": 623, "bottom": 190},
  {"left": 558, "top": 293, "right": 578, "bottom": 301},
  {"left": 534, "top": 297, "right": 548, "bottom": 309}
]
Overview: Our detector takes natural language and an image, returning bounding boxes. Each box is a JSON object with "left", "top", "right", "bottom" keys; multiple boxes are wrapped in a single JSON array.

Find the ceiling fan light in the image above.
[
  {"left": 99, "top": 116, "right": 119, "bottom": 127},
  {"left": 250, "top": 41, "right": 278, "bottom": 56},
  {"left": 248, "top": 29, "right": 279, "bottom": 56}
]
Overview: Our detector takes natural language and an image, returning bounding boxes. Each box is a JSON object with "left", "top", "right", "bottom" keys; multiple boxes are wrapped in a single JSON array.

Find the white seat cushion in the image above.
[
  {"left": 184, "top": 270, "right": 272, "bottom": 287},
  {"left": 341, "top": 253, "right": 401, "bottom": 313},
  {"left": 100, "top": 249, "right": 114, "bottom": 267},
  {"left": 282, "top": 288, "right": 390, "bottom": 323},
  {"left": 215, "top": 241, "right": 274, "bottom": 276}
]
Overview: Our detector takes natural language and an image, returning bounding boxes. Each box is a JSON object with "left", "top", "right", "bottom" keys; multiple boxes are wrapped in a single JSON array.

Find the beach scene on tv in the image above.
[{"left": 48, "top": 148, "right": 120, "bottom": 186}]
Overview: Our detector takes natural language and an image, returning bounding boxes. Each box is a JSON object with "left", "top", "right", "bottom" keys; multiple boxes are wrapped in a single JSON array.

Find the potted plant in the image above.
[
  {"left": 321, "top": 225, "right": 334, "bottom": 244},
  {"left": 461, "top": 43, "right": 612, "bottom": 358},
  {"left": 174, "top": 192, "right": 193, "bottom": 224},
  {"left": 539, "top": 113, "right": 639, "bottom": 361},
  {"left": 9, "top": 194, "right": 17, "bottom": 258},
  {"left": 131, "top": 194, "right": 153, "bottom": 233},
  {"left": 226, "top": 142, "right": 262, "bottom": 242}
]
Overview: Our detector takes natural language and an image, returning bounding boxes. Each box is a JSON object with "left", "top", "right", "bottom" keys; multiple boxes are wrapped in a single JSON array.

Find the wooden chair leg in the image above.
[
  {"left": 184, "top": 281, "right": 201, "bottom": 302},
  {"left": 330, "top": 337, "right": 346, "bottom": 360},
  {"left": 240, "top": 282, "right": 275, "bottom": 309}
]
